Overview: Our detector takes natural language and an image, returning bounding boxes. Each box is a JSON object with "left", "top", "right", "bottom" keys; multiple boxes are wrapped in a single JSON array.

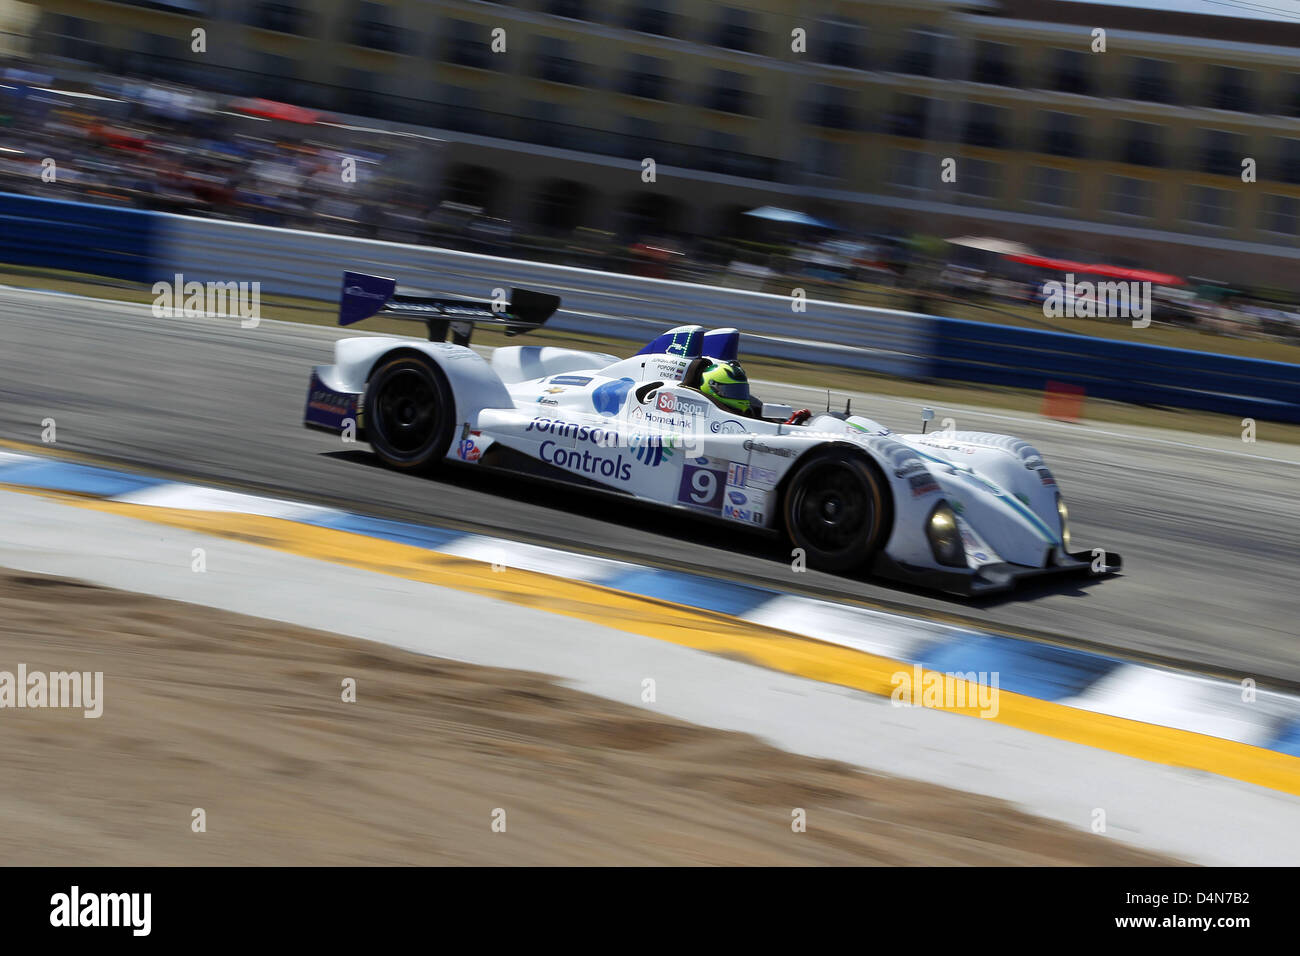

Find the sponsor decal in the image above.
[
  {"left": 710, "top": 419, "right": 748, "bottom": 434},
  {"left": 677, "top": 464, "right": 727, "bottom": 512},
  {"left": 657, "top": 392, "right": 710, "bottom": 417},
  {"left": 743, "top": 440, "right": 794, "bottom": 458},
  {"left": 909, "top": 473, "right": 940, "bottom": 497},
  {"left": 543, "top": 386, "right": 566, "bottom": 394},
  {"left": 539, "top": 440, "right": 633, "bottom": 482},
  {"left": 592, "top": 377, "right": 635, "bottom": 416},
  {"left": 1038, "top": 468, "right": 1057, "bottom": 486},
  {"left": 648, "top": 357, "right": 689, "bottom": 379},
  {"left": 728, "top": 490, "right": 748, "bottom": 505},
  {"left": 550, "top": 375, "right": 592, "bottom": 386},
  {"left": 526, "top": 417, "right": 615, "bottom": 447},
  {"left": 722, "top": 502, "right": 763, "bottom": 524},
  {"left": 457, "top": 438, "right": 482, "bottom": 462},
  {"left": 628, "top": 432, "right": 675, "bottom": 467},
  {"left": 536, "top": 397, "right": 558, "bottom": 406},
  {"left": 726, "top": 462, "right": 748, "bottom": 487}
]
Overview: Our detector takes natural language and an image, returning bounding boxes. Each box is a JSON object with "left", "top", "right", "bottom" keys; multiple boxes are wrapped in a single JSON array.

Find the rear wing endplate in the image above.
[{"left": 338, "top": 271, "right": 560, "bottom": 346}]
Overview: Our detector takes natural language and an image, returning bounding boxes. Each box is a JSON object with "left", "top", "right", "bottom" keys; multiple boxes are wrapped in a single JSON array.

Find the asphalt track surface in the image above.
[{"left": 2, "top": 287, "right": 1297, "bottom": 685}]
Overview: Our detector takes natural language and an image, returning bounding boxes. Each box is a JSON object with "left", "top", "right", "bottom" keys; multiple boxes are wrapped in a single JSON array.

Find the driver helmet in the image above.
[{"left": 699, "top": 359, "right": 751, "bottom": 414}]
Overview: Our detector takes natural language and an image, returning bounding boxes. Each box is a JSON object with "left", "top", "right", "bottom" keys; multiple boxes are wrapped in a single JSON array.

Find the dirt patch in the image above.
[{"left": 0, "top": 569, "right": 1177, "bottom": 865}]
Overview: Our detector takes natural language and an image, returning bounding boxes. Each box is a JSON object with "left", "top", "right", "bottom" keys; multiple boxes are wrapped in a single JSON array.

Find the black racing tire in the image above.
[
  {"left": 782, "top": 447, "right": 889, "bottom": 573},
  {"left": 363, "top": 354, "right": 455, "bottom": 473}
]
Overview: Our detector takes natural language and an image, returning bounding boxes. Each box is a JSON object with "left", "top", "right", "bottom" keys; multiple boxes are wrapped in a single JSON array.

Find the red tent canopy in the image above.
[
  {"left": 228, "top": 98, "right": 325, "bottom": 125},
  {"left": 1004, "top": 253, "right": 1185, "bottom": 286}
]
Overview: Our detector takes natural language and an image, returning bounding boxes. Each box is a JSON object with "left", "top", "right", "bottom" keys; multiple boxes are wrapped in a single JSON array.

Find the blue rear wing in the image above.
[
  {"left": 338, "top": 271, "right": 560, "bottom": 345},
  {"left": 635, "top": 326, "right": 739, "bottom": 361}
]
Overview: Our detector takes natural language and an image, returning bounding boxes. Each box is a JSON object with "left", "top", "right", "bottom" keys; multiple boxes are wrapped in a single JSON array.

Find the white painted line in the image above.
[
  {"left": 742, "top": 595, "right": 953, "bottom": 663},
  {"left": 113, "top": 483, "right": 339, "bottom": 522},
  {"left": 1060, "top": 664, "right": 1294, "bottom": 747},
  {"left": 437, "top": 535, "right": 629, "bottom": 584}
]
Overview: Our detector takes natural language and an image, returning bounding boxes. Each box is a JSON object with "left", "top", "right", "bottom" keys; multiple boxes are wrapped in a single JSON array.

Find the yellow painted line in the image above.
[{"left": 7, "top": 488, "right": 1292, "bottom": 797}]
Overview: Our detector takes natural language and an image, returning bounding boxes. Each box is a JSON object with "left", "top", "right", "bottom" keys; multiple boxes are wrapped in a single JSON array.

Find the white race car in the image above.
[{"left": 304, "top": 272, "right": 1121, "bottom": 595}]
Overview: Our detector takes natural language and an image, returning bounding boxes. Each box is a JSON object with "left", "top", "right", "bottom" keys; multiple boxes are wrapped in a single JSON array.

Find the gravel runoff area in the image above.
[{"left": 0, "top": 568, "right": 1175, "bottom": 865}]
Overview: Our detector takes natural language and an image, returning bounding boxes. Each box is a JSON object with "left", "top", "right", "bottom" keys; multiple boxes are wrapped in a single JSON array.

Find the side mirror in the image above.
[{"left": 921, "top": 407, "right": 935, "bottom": 434}]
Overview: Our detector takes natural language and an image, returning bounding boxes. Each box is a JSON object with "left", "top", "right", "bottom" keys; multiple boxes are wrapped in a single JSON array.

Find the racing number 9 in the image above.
[
  {"left": 677, "top": 464, "right": 726, "bottom": 513},
  {"left": 690, "top": 468, "right": 716, "bottom": 504}
]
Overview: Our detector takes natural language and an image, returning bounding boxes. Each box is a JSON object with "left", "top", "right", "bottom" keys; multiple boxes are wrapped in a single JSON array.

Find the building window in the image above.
[
  {"left": 713, "top": 8, "right": 757, "bottom": 54},
  {"left": 806, "top": 85, "right": 854, "bottom": 129},
  {"left": 1206, "top": 66, "right": 1254, "bottom": 113},
  {"left": 443, "top": 20, "right": 494, "bottom": 70},
  {"left": 971, "top": 41, "right": 1016, "bottom": 86},
  {"left": 547, "top": 0, "right": 591, "bottom": 21},
  {"left": 896, "top": 30, "right": 941, "bottom": 77},
  {"left": 1276, "top": 138, "right": 1300, "bottom": 184},
  {"left": 534, "top": 36, "right": 585, "bottom": 86},
  {"left": 1118, "top": 121, "right": 1165, "bottom": 167},
  {"left": 1129, "top": 58, "right": 1175, "bottom": 104},
  {"left": 956, "top": 158, "right": 1000, "bottom": 198},
  {"left": 249, "top": 2, "right": 306, "bottom": 35},
  {"left": 50, "top": 15, "right": 101, "bottom": 65},
  {"left": 888, "top": 94, "right": 932, "bottom": 138},
  {"left": 962, "top": 103, "right": 1008, "bottom": 148},
  {"left": 1030, "top": 167, "right": 1077, "bottom": 207},
  {"left": 1260, "top": 195, "right": 1299, "bottom": 235},
  {"left": 1282, "top": 74, "right": 1300, "bottom": 118},
  {"left": 888, "top": 149, "right": 931, "bottom": 188},
  {"left": 817, "top": 19, "right": 865, "bottom": 69},
  {"left": 704, "top": 70, "right": 751, "bottom": 115},
  {"left": 1105, "top": 176, "right": 1154, "bottom": 218},
  {"left": 1039, "top": 112, "right": 1086, "bottom": 158},
  {"left": 621, "top": 55, "right": 670, "bottom": 101},
  {"left": 1199, "top": 129, "right": 1245, "bottom": 176},
  {"left": 802, "top": 138, "right": 846, "bottom": 179},
  {"left": 1184, "top": 186, "right": 1233, "bottom": 227},
  {"left": 622, "top": 116, "right": 662, "bottom": 159},
  {"left": 625, "top": 3, "right": 674, "bottom": 37},
  {"left": 1048, "top": 49, "right": 1092, "bottom": 95},
  {"left": 350, "top": 1, "right": 403, "bottom": 53}
]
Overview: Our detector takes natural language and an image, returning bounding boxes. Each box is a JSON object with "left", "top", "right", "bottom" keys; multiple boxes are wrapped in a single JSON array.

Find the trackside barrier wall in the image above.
[{"left": 3, "top": 191, "right": 1299, "bottom": 422}]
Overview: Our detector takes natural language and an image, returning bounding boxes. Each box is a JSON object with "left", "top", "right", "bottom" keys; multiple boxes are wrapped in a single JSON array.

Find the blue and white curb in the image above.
[{"left": 1, "top": 448, "right": 1298, "bottom": 758}]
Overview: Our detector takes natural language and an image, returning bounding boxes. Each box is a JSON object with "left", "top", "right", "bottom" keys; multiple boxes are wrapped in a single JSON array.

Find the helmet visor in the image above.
[{"left": 709, "top": 380, "right": 749, "bottom": 401}]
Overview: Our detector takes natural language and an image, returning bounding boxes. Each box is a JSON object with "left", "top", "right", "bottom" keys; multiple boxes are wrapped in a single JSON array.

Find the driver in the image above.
[{"left": 696, "top": 358, "right": 761, "bottom": 418}]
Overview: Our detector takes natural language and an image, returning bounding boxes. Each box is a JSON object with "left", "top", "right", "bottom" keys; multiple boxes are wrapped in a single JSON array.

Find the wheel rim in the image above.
[
  {"left": 792, "top": 461, "right": 874, "bottom": 554},
  {"left": 373, "top": 367, "right": 439, "bottom": 454}
]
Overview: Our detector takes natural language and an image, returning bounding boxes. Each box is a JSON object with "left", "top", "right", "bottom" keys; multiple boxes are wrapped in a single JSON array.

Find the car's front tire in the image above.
[
  {"left": 363, "top": 354, "right": 454, "bottom": 473},
  {"left": 783, "top": 448, "right": 889, "bottom": 572}
]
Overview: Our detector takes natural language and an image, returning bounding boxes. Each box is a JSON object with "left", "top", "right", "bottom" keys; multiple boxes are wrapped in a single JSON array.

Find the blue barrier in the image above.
[
  {"left": 0, "top": 192, "right": 160, "bottom": 283},
  {"left": 2, "top": 190, "right": 1298, "bottom": 422},
  {"left": 929, "top": 317, "right": 1300, "bottom": 421}
]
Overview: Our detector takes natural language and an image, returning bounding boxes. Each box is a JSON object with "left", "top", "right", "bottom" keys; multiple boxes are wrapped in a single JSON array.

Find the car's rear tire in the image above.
[
  {"left": 363, "top": 354, "right": 454, "bottom": 473},
  {"left": 783, "top": 448, "right": 889, "bottom": 572}
]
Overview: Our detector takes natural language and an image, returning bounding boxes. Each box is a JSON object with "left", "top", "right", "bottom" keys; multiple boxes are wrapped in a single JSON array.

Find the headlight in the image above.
[
  {"left": 926, "top": 502, "right": 966, "bottom": 567},
  {"left": 1056, "top": 495, "right": 1071, "bottom": 551}
]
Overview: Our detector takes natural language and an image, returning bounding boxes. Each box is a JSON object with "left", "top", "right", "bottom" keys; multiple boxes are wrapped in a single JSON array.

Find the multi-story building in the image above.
[{"left": 19, "top": 0, "right": 1300, "bottom": 287}]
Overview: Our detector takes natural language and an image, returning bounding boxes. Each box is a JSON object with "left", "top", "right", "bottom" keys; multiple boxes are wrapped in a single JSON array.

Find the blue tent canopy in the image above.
[{"left": 743, "top": 206, "right": 835, "bottom": 229}]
